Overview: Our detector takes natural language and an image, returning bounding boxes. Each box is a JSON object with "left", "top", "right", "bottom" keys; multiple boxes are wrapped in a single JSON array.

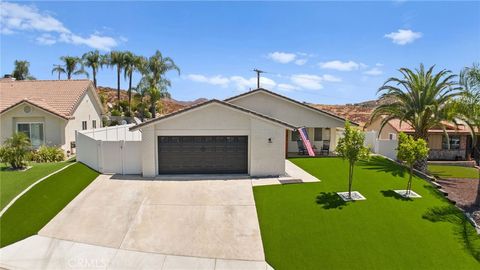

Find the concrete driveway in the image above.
[{"left": 39, "top": 175, "right": 265, "bottom": 261}]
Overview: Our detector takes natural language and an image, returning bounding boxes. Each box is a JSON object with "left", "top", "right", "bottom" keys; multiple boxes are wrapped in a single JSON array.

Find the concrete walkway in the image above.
[
  {"left": 0, "top": 236, "right": 273, "bottom": 270},
  {"left": 251, "top": 160, "right": 320, "bottom": 186},
  {"left": 0, "top": 160, "right": 318, "bottom": 269}
]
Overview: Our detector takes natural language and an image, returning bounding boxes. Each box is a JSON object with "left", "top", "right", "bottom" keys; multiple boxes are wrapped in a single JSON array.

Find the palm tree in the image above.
[
  {"left": 58, "top": 56, "right": 88, "bottom": 79},
  {"left": 142, "top": 50, "right": 180, "bottom": 117},
  {"left": 123, "top": 52, "right": 146, "bottom": 111},
  {"left": 369, "top": 64, "right": 463, "bottom": 172},
  {"left": 107, "top": 51, "right": 126, "bottom": 103},
  {"left": 51, "top": 64, "right": 65, "bottom": 80},
  {"left": 82, "top": 50, "right": 105, "bottom": 87},
  {"left": 12, "top": 60, "right": 35, "bottom": 80}
]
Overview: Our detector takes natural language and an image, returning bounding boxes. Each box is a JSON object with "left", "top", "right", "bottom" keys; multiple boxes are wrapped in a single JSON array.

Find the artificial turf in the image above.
[
  {"left": 253, "top": 156, "right": 480, "bottom": 270},
  {"left": 428, "top": 164, "right": 479, "bottom": 179},
  {"left": 0, "top": 162, "right": 98, "bottom": 247},
  {"left": 0, "top": 161, "right": 72, "bottom": 210}
]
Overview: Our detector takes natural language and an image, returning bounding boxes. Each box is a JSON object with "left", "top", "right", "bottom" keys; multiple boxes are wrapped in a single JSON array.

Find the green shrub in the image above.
[
  {"left": 109, "top": 120, "right": 119, "bottom": 126},
  {"left": 144, "top": 111, "right": 152, "bottom": 118},
  {"left": 0, "top": 133, "right": 31, "bottom": 169},
  {"left": 30, "top": 145, "right": 65, "bottom": 163},
  {"left": 110, "top": 109, "right": 122, "bottom": 116},
  {"left": 124, "top": 110, "right": 132, "bottom": 117}
]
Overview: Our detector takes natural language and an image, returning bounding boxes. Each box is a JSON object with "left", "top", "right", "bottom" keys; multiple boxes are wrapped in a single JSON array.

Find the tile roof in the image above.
[
  {"left": 386, "top": 118, "right": 475, "bottom": 134},
  {"left": 0, "top": 79, "right": 93, "bottom": 119}
]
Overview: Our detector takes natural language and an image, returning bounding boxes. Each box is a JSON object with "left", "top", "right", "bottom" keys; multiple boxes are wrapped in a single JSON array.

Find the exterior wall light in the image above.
[{"left": 268, "top": 138, "right": 272, "bottom": 143}]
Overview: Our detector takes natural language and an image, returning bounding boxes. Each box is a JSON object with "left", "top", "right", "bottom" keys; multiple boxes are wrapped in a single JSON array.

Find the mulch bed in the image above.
[{"left": 436, "top": 177, "right": 480, "bottom": 224}]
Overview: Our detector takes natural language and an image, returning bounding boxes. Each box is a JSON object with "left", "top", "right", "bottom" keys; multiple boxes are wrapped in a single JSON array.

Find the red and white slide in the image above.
[{"left": 298, "top": 127, "right": 315, "bottom": 157}]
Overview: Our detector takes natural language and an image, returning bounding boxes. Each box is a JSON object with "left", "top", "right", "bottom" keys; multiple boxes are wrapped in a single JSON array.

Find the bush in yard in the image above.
[
  {"left": 30, "top": 145, "right": 65, "bottom": 163},
  {"left": 0, "top": 133, "right": 31, "bottom": 169},
  {"left": 336, "top": 121, "right": 370, "bottom": 199},
  {"left": 397, "top": 132, "right": 429, "bottom": 196},
  {"left": 110, "top": 109, "right": 122, "bottom": 116}
]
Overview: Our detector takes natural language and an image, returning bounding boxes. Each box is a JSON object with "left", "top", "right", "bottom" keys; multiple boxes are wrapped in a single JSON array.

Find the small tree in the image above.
[
  {"left": 336, "top": 122, "right": 370, "bottom": 198},
  {"left": 0, "top": 133, "right": 31, "bottom": 169},
  {"left": 397, "top": 132, "right": 429, "bottom": 196}
]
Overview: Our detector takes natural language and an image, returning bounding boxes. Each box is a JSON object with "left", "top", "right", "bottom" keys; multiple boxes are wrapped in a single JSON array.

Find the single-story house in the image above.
[
  {"left": 0, "top": 79, "right": 104, "bottom": 152},
  {"left": 366, "top": 117, "right": 477, "bottom": 161},
  {"left": 129, "top": 88, "right": 353, "bottom": 177}
]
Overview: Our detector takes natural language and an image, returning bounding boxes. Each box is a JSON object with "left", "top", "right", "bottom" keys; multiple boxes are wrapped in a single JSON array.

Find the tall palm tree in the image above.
[
  {"left": 457, "top": 64, "right": 480, "bottom": 165},
  {"left": 12, "top": 60, "right": 35, "bottom": 80},
  {"left": 82, "top": 50, "right": 105, "bottom": 87},
  {"left": 107, "top": 51, "right": 126, "bottom": 103},
  {"left": 369, "top": 64, "right": 463, "bottom": 172},
  {"left": 123, "top": 52, "right": 146, "bottom": 111},
  {"left": 51, "top": 64, "right": 65, "bottom": 80},
  {"left": 144, "top": 50, "right": 180, "bottom": 117},
  {"left": 58, "top": 56, "right": 88, "bottom": 79}
]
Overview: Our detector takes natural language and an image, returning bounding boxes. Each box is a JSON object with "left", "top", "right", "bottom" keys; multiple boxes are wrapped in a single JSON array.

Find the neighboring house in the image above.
[
  {"left": 0, "top": 79, "right": 104, "bottom": 153},
  {"left": 124, "top": 88, "right": 351, "bottom": 177},
  {"left": 366, "top": 117, "right": 475, "bottom": 161}
]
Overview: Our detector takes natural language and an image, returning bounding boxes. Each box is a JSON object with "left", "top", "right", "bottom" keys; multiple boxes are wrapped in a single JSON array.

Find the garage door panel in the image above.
[{"left": 158, "top": 136, "right": 248, "bottom": 174}]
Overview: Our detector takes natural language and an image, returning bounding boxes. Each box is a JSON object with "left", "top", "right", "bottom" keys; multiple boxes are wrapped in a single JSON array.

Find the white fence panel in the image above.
[
  {"left": 363, "top": 130, "right": 398, "bottom": 160},
  {"left": 76, "top": 124, "right": 142, "bottom": 175},
  {"left": 76, "top": 132, "right": 100, "bottom": 172},
  {"left": 377, "top": 140, "right": 398, "bottom": 160}
]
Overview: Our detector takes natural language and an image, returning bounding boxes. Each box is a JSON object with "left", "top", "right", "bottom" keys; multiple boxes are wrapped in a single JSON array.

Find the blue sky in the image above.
[{"left": 1, "top": 1, "right": 479, "bottom": 104}]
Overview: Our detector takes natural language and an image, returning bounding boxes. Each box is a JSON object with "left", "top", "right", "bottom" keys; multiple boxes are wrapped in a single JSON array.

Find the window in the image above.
[
  {"left": 92, "top": 120, "right": 97, "bottom": 129},
  {"left": 291, "top": 130, "right": 300, "bottom": 141},
  {"left": 16, "top": 123, "right": 44, "bottom": 148},
  {"left": 442, "top": 135, "right": 460, "bottom": 150},
  {"left": 82, "top": 121, "right": 87, "bottom": 130},
  {"left": 389, "top": 133, "right": 397, "bottom": 140},
  {"left": 314, "top": 128, "right": 323, "bottom": 141}
]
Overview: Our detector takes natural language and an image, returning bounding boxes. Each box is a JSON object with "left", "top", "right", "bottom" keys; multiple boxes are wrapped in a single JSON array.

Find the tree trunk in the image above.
[
  {"left": 128, "top": 72, "right": 132, "bottom": 112},
  {"left": 150, "top": 100, "right": 156, "bottom": 118},
  {"left": 406, "top": 165, "right": 413, "bottom": 196},
  {"left": 116, "top": 67, "right": 121, "bottom": 104},
  {"left": 348, "top": 163, "right": 354, "bottom": 198},
  {"left": 93, "top": 68, "right": 97, "bottom": 88},
  {"left": 414, "top": 157, "right": 428, "bottom": 173}
]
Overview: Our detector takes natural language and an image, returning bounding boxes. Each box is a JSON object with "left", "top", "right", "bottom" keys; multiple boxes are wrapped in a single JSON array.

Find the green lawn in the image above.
[
  {"left": 0, "top": 161, "right": 73, "bottom": 210},
  {"left": 254, "top": 156, "right": 480, "bottom": 270},
  {"left": 428, "top": 164, "right": 479, "bottom": 179},
  {"left": 0, "top": 162, "right": 98, "bottom": 247}
]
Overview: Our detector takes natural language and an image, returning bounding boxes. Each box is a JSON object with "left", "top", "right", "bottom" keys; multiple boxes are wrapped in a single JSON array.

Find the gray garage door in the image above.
[{"left": 158, "top": 136, "right": 248, "bottom": 174}]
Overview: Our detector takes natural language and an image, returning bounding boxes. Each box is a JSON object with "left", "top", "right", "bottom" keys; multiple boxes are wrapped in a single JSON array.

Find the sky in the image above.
[{"left": 1, "top": 1, "right": 479, "bottom": 104}]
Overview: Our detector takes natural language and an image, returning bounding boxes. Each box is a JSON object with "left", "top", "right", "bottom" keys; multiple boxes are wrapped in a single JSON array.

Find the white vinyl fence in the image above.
[
  {"left": 76, "top": 124, "right": 142, "bottom": 174},
  {"left": 364, "top": 131, "right": 398, "bottom": 160}
]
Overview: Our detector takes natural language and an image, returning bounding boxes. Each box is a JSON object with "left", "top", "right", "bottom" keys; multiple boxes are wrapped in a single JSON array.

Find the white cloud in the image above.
[
  {"left": 294, "top": 59, "right": 308, "bottom": 66},
  {"left": 321, "top": 74, "right": 342, "bottom": 82},
  {"left": 230, "top": 76, "right": 276, "bottom": 91},
  {"left": 291, "top": 74, "right": 324, "bottom": 90},
  {"left": 384, "top": 29, "right": 422, "bottom": 45},
  {"left": 267, "top": 52, "right": 297, "bottom": 64},
  {"left": 363, "top": 67, "right": 383, "bottom": 76},
  {"left": 277, "top": 83, "right": 299, "bottom": 92},
  {"left": 0, "top": 2, "right": 120, "bottom": 51},
  {"left": 319, "top": 60, "right": 361, "bottom": 71},
  {"left": 36, "top": 33, "right": 56, "bottom": 45},
  {"left": 186, "top": 74, "right": 230, "bottom": 87},
  {"left": 185, "top": 74, "right": 276, "bottom": 91}
]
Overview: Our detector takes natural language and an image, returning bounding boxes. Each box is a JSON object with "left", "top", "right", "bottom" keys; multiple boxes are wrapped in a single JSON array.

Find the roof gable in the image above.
[
  {"left": 225, "top": 88, "right": 357, "bottom": 126},
  {"left": 130, "top": 99, "right": 296, "bottom": 131},
  {"left": 0, "top": 79, "right": 100, "bottom": 118}
]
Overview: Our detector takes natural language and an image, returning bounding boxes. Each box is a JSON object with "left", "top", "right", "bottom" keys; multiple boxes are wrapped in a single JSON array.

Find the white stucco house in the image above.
[
  {"left": 121, "top": 88, "right": 353, "bottom": 177},
  {"left": 0, "top": 79, "right": 104, "bottom": 153}
]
